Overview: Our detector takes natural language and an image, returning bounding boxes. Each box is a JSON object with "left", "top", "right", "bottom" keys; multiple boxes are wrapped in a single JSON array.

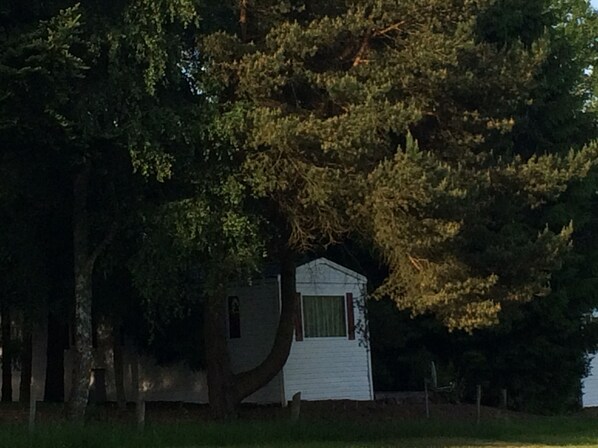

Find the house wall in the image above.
[
  {"left": 64, "top": 348, "right": 209, "bottom": 404},
  {"left": 60, "top": 279, "right": 283, "bottom": 404},
  {"left": 283, "top": 260, "right": 374, "bottom": 401},
  {"left": 128, "top": 353, "right": 208, "bottom": 403},
  {"left": 582, "top": 353, "right": 598, "bottom": 407}
]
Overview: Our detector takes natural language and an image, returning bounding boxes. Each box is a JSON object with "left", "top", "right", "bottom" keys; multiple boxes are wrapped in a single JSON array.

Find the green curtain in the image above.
[{"left": 303, "top": 295, "right": 346, "bottom": 337}]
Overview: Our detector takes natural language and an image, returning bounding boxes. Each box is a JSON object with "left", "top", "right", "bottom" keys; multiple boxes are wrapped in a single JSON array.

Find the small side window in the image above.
[{"left": 228, "top": 296, "right": 241, "bottom": 339}]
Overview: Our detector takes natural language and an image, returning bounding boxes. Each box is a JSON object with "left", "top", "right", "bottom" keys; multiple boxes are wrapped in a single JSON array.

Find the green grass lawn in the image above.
[{"left": 1, "top": 417, "right": 598, "bottom": 447}]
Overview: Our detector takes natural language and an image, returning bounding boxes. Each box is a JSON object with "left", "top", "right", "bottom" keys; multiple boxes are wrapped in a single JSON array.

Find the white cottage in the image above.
[{"left": 55, "top": 257, "right": 374, "bottom": 404}]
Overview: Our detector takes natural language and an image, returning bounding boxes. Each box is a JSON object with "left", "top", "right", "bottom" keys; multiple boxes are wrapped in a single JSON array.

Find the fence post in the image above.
[
  {"left": 500, "top": 388, "right": 507, "bottom": 410},
  {"left": 290, "top": 392, "right": 301, "bottom": 423},
  {"left": 476, "top": 385, "right": 481, "bottom": 425},
  {"left": 136, "top": 399, "right": 145, "bottom": 431},
  {"left": 424, "top": 381, "right": 430, "bottom": 419},
  {"left": 28, "top": 398, "right": 36, "bottom": 433}
]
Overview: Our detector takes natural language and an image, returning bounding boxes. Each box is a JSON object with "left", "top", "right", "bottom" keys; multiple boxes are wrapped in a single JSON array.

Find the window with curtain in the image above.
[{"left": 303, "top": 295, "right": 346, "bottom": 338}]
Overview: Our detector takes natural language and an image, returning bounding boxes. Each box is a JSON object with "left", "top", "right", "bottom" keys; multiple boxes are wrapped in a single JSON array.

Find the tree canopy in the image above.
[
  {"left": 201, "top": 0, "right": 598, "bottom": 330},
  {"left": 0, "top": 0, "right": 597, "bottom": 419},
  {"left": 369, "top": 0, "right": 598, "bottom": 413}
]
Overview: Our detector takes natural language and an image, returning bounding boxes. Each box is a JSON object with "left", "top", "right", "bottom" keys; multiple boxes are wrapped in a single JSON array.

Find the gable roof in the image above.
[{"left": 297, "top": 257, "right": 367, "bottom": 283}]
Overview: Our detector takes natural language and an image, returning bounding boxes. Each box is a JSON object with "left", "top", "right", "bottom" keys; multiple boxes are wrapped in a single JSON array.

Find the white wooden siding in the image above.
[
  {"left": 283, "top": 259, "right": 373, "bottom": 401},
  {"left": 296, "top": 258, "right": 366, "bottom": 287},
  {"left": 582, "top": 353, "right": 598, "bottom": 407},
  {"left": 283, "top": 338, "right": 372, "bottom": 400}
]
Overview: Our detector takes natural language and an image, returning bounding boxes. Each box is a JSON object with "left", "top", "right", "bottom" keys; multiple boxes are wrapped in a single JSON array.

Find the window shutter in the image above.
[
  {"left": 346, "top": 292, "right": 355, "bottom": 340},
  {"left": 294, "top": 292, "right": 303, "bottom": 341}
]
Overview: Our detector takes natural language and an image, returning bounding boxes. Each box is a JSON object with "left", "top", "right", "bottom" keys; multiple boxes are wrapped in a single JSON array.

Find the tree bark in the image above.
[
  {"left": 1, "top": 303, "right": 12, "bottom": 402},
  {"left": 239, "top": 0, "right": 248, "bottom": 42},
  {"left": 112, "top": 324, "right": 126, "bottom": 410},
  {"left": 204, "top": 289, "right": 238, "bottom": 420},
  {"left": 44, "top": 311, "right": 66, "bottom": 402},
  {"left": 130, "top": 350, "right": 139, "bottom": 404},
  {"left": 67, "top": 166, "right": 93, "bottom": 421},
  {"left": 19, "top": 321, "right": 33, "bottom": 405},
  {"left": 67, "top": 266, "right": 93, "bottom": 419},
  {"left": 234, "top": 251, "right": 297, "bottom": 399},
  {"left": 204, "top": 250, "right": 298, "bottom": 419},
  {"left": 65, "top": 165, "right": 116, "bottom": 420}
]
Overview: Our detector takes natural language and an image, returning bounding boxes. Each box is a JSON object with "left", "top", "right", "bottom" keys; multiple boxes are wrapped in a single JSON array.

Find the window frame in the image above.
[{"left": 301, "top": 294, "right": 348, "bottom": 339}]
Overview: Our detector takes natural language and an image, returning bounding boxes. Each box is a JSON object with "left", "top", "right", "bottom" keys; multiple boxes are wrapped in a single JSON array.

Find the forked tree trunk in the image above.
[
  {"left": 19, "top": 321, "right": 33, "bottom": 405},
  {"left": 66, "top": 166, "right": 115, "bottom": 421},
  {"left": 234, "top": 252, "right": 297, "bottom": 399},
  {"left": 204, "top": 251, "right": 298, "bottom": 419},
  {"left": 1, "top": 303, "right": 12, "bottom": 402},
  {"left": 204, "top": 288, "right": 238, "bottom": 420}
]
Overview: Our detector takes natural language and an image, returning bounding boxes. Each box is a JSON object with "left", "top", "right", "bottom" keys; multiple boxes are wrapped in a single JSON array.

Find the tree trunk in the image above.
[
  {"left": 44, "top": 311, "right": 66, "bottom": 402},
  {"left": 19, "top": 321, "right": 33, "bottom": 405},
  {"left": 203, "top": 250, "right": 298, "bottom": 419},
  {"left": 1, "top": 303, "right": 12, "bottom": 402},
  {"left": 112, "top": 325, "right": 126, "bottom": 410},
  {"left": 67, "top": 267, "right": 93, "bottom": 419},
  {"left": 234, "top": 251, "right": 297, "bottom": 399},
  {"left": 130, "top": 350, "right": 139, "bottom": 404},
  {"left": 239, "top": 0, "right": 248, "bottom": 41},
  {"left": 204, "top": 290, "right": 238, "bottom": 420},
  {"left": 67, "top": 167, "right": 93, "bottom": 421}
]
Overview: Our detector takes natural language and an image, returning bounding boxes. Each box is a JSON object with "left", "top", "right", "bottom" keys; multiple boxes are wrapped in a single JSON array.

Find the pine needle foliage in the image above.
[{"left": 202, "top": 0, "right": 598, "bottom": 330}]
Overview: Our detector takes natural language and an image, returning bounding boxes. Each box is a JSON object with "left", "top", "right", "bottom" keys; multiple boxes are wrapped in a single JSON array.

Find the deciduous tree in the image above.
[{"left": 0, "top": 0, "right": 201, "bottom": 419}]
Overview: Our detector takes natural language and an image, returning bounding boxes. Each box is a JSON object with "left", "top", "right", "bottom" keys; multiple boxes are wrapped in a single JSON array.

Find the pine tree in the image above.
[
  {"left": 369, "top": 0, "right": 598, "bottom": 412},
  {"left": 203, "top": 0, "right": 597, "bottom": 329},
  {"left": 195, "top": 0, "right": 598, "bottom": 416}
]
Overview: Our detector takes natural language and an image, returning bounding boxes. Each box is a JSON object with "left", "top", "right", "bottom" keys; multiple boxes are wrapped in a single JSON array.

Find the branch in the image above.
[
  {"left": 86, "top": 221, "right": 117, "bottom": 271},
  {"left": 352, "top": 21, "right": 406, "bottom": 67},
  {"left": 352, "top": 33, "right": 371, "bottom": 67},
  {"left": 373, "top": 21, "right": 406, "bottom": 37},
  {"left": 408, "top": 254, "right": 424, "bottom": 272}
]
